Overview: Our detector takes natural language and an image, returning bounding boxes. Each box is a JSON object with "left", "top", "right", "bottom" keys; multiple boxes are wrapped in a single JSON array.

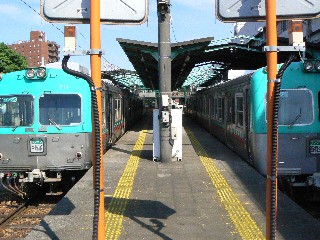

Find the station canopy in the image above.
[
  {"left": 101, "top": 69, "right": 144, "bottom": 89},
  {"left": 116, "top": 36, "right": 318, "bottom": 90}
]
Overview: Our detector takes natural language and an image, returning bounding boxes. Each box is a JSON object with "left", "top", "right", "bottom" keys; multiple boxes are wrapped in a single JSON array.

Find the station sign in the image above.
[
  {"left": 216, "top": 0, "right": 320, "bottom": 22},
  {"left": 41, "top": 0, "right": 148, "bottom": 24}
]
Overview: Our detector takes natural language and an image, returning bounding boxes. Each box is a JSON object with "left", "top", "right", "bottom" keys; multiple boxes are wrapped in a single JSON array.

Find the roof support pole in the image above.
[
  {"left": 157, "top": 0, "right": 172, "bottom": 163},
  {"left": 265, "top": 0, "right": 278, "bottom": 239}
]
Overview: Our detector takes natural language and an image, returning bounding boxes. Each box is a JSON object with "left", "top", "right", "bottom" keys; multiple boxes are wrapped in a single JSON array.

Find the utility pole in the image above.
[
  {"left": 90, "top": 0, "right": 105, "bottom": 239},
  {"left": 157, "top": 0, "right": 172, "bottom": 163},
  {"left": 265, "top": 0, "right": 278, "bottom": 239}
]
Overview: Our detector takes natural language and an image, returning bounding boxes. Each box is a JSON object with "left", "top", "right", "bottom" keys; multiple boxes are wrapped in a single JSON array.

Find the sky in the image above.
[{"left": 1, "top": 0, "right": 234, "bottom": 71}]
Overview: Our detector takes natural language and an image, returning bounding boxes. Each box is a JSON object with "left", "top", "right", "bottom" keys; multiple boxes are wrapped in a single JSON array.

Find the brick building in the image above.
[{"left": 8, "top": 31, "right": 60, "bottom": 67}]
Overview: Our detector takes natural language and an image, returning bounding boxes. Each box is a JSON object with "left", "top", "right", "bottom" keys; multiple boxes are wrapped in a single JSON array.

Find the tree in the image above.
[{"left": 0, "top": 43, "right": 28, "bottom": 73}]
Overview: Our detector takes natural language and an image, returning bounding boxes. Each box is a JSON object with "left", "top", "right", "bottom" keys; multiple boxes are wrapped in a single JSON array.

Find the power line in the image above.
[
  {"left": 19, "top": 0, "right": 64, "bottom": 35},
  {"left": 169, "top": 4, "right": 178, "bottom": 43}
]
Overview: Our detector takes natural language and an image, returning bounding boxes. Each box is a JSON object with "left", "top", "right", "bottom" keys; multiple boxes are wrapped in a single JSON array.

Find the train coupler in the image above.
[{"left": 20, "top": 169, "right": 62, "bottom": 184}]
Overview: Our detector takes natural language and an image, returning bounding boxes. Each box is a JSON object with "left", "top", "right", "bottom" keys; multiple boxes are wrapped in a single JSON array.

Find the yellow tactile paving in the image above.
[
  {"left": 185, "top": 127, "right": 265, "bottom": 240},
  {"left": 104, "top": 129, "right": 148, "bottom": 240}
]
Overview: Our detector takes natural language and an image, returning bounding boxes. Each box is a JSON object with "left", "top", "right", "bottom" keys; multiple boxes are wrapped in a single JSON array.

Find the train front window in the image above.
[
  {"left": 0, "top": 95, "right": 34, "bottom": 127},
  {"left": 278, "top": 89, "right": 313, "bottom": 126},
  {"left": 39, "top": 94, "right": 81, "bottom": 126}
]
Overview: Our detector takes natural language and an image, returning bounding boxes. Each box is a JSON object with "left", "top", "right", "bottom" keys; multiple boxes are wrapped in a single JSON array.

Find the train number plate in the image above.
[
  {"left": 30, "top": 139, "right": 44, "bottom": 153},
  {"left": 309, "top": 139, "right": 320, "bottom": 154}
]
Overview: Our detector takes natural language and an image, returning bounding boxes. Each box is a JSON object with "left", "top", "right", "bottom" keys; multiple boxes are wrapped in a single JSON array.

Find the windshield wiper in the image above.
[
  {"left": 48, "top": 118, "right": 62, "bottom": 130},
  {"left": 288, "top": 109, "right": 302, "bottom": 128},
  {"left": 12, "top": 125, "right": 20, "bottom": 132}
]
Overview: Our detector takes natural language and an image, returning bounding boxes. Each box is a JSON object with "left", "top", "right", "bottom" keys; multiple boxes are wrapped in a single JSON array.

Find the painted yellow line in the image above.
[
  {"left": 104, "top": 129, "right": 148, "bottom": 240},
  {"left": 185, "top": 127, "right": 265, "bottom": 240}
]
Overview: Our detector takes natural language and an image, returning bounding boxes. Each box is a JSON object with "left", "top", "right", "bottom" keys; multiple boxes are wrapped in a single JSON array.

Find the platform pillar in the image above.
[{"left": 157, "top": 0, "right": 172, "bottom": 163}]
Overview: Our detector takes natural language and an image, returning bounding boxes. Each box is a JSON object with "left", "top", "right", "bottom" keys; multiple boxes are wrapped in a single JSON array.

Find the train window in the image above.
[
  {"left": 213, "top": 98, "right": 217, "bottom": 119},
  {"left": 205, "top": 98, "right": 209, "bottom": 116},
  {"left": 278, "top": 89, "right": 313, "bottom": 126},
  {"left": 39, "top": 94, "right": 81, "bottom": 126},
  {"left": 235, "top": 94, "right": 244, "bottom": 127},
  {"left": 231, "top": 97, "right": 236, "bottom": 124},
  {"left": 102, "top": 94, "right": 106, "bottom": 129},
  {"left": 0, "top": 95, "right": 34, "bottom": 127},
  {"left": 218, "top": 97, "right": 224, "bottom": 121},
  {"left": 114, "top": 98, "right": 122, "bottom": 121}
]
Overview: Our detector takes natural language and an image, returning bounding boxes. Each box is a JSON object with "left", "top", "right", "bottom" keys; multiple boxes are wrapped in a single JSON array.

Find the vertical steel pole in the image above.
[
  {"left": 90, "top": 0, "right": 105, "bottom": 239},
  {"left": 265, "top": 0, "right": 278, "bottom": 239},
  {"left": 157, "top": 0, "right": 172, "bottom": 163}
]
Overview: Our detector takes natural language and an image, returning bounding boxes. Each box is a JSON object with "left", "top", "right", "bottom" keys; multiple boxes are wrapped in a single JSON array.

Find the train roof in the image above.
[{"left": 46, "top": 62, "right": 90, "bottom": 76}]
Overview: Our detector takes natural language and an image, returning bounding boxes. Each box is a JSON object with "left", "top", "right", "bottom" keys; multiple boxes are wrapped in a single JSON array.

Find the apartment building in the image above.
[{"left": 8, "top": 31, "right": 60, "bottom": 67}]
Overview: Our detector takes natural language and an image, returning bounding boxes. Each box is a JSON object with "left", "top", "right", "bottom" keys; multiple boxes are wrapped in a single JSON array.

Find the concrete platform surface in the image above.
[{"left": 27, "top": 114, "right": 320, "bottom": 240}]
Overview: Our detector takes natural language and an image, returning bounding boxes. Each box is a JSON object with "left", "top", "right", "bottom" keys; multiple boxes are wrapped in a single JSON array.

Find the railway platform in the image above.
[{"left": 27, "top": 113, "right": 320, "bottom": 240}]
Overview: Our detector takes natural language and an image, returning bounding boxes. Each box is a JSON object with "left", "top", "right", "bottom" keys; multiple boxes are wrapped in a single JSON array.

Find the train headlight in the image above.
[
  {"left": 303, "top": 61, "right": 314, "bottom": 72},
  {"left": 36, "top": 67, "right": 46, "bottom": 78},
  {"left": 314, "top": 61, "right": 320, "bottom": 72},
  {"left": 26, "top": 69, "right": 36, "bottom": 79}
]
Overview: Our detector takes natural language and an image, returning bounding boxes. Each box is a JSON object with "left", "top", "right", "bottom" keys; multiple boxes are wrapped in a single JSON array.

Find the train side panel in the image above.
[{"left": 187, "top": 61, "right": 320, "bottom": 188}]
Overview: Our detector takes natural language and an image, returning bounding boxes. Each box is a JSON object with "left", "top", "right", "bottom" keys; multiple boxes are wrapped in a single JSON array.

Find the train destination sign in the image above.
[
  {"left": 216, "top": 0, "right": 320, "bottom": 22},
  {"left": 41, "top": 0, "right": 148, "bottom": 24}
]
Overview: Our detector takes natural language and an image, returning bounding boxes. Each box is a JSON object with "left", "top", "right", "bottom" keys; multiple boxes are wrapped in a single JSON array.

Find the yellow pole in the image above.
[
  {"left": 265, "top": 0, "right": 278, "bottom": 239},
  {"left": 90, "top": 0, "right": 105, "bottom": 239}
]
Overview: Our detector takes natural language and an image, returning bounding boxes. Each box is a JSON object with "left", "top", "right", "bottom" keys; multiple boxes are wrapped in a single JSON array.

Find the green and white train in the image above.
[
  {"left": 0, "top": 65, "right": 143, "bottom": 196},
  {"left": 186, "top": 60, "right": 320, "bottom": 189}
]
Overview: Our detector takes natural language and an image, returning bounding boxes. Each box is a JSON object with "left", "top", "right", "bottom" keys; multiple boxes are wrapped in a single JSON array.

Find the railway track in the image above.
[{"left": 0, "top": 190, "right": 62, "bottom": 239}]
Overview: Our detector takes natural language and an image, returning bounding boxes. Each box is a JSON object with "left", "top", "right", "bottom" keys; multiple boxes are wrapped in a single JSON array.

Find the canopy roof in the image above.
[
  {"left": 115, "top": 36, "right": 320, "bottom": 90},
  {"left": 117, "top": 36, "right": 271, "bottom": 90}
]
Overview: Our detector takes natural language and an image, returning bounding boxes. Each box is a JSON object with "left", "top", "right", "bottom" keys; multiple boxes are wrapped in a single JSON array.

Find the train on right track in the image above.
[{"left": 186, "top": 59, "right": 320, "bottom": 190}]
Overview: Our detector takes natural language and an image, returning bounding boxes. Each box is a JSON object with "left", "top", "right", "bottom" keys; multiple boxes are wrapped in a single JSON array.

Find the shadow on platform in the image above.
[{"left": 105, "top": 197, "right": 175, "bottom": 240}]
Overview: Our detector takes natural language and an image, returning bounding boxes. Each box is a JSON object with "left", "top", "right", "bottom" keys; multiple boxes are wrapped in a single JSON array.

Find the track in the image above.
[{"left": 0, "top": 191, "right": 61, "bottom": 239}]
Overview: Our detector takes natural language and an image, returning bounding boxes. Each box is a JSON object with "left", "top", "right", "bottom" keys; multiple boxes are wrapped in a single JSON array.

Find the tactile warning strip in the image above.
[
  {"left": 104, "top": 129, "right": 148, "bottom": 240},
  {"left": 185, "top": 127, "right": 265, "bottom": 240}
]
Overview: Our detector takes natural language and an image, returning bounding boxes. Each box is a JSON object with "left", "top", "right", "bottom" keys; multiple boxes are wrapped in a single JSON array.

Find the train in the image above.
[
  {"left": 186, "top": 59, "right": 320, "bottom": 190},
  {"left": 0, "top": 64, "right": 143, "bottom": 196}
]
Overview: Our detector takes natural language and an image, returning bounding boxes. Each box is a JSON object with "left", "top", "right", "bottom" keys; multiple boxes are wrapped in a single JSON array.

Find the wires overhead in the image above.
[
  {"left": 18, "top": 0, "right": 63, "bottom": 35},
  {"left": 169, "top": 4, "right": 178, "bottom": 43}
]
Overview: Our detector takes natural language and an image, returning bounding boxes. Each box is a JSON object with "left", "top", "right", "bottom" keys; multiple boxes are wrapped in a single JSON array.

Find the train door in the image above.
[
  {"left": 226, "top": 93, "right": 235, "bottom": 148},
  {"left": 108, "top": 94, "right": 113, "bottom": 143},
  {"left": 244, "top": 88, "right": 253, "bottom": 163}
]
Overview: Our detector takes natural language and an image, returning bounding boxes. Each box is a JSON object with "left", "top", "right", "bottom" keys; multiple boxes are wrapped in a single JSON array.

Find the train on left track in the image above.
[{"left": 0, "top": 64, "right": 144, "bottom": 197}]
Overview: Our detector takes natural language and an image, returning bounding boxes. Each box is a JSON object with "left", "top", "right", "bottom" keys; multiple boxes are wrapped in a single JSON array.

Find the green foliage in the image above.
[{"left": 0, "top": 43, "right": 28, "bottom": 73}]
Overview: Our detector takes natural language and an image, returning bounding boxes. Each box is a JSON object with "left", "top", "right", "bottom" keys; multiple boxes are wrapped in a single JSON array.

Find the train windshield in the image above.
[
  {"left": 0, "top": 95, "right": 34, "bottom": 127},
  {"left": 278, "top": 89, "right": 313, "bottom": 126},
  {"left": 39, "top": 94, "right": 81, "bottom": 126}
]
